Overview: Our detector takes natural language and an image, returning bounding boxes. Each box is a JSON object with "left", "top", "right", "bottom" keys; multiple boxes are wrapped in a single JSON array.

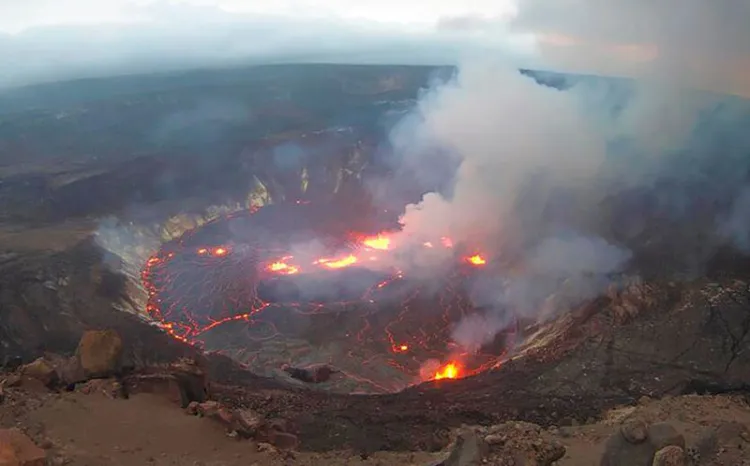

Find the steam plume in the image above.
[
  {"left": 389, "top": 62, "right": 608, "bottom": 252},
  {"left": 383, "top": 57, "right": 750, "bottom": 354}
]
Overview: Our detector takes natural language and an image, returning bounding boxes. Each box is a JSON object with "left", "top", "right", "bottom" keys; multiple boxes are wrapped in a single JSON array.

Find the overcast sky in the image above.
[{"left": 1, "top": 0, "right": 748, "bottom": 95}]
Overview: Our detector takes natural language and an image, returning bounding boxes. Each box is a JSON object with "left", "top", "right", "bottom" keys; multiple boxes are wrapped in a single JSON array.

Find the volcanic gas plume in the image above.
[
  {"left": 377, "top": 59, "right": 750, "bottom": 358},
  {"left": 141, "top": 201, "right": 506, "bottom": 392}
]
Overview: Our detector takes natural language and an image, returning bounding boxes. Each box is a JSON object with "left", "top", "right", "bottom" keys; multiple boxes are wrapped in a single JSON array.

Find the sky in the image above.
[{"left": 0, "top": 0, "right": 749, "bottom": 95}]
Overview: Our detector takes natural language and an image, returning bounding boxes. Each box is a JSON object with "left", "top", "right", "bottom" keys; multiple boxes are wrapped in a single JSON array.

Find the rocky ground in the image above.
[{"left": 1, "top": 330, "right": 749, "bottom": 465}]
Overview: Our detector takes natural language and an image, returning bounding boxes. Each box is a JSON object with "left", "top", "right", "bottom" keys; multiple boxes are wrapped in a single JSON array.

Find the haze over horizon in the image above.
[{"left": 1, "top": 0, "right": 748, "bottom": 96}]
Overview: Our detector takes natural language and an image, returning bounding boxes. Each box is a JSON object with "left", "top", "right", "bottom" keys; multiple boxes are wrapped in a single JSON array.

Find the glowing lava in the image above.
[
  {"left": 362, "top": 234, "right": 391, "bottom": 250},
  {"left": 433, "top": 362, "right": 461, "bottom": 380},
  {"left": 316, "top": 254, "right": 358, "bottom": 269},
  {"left": 268, "top": 256, "right": 300, "bottom": 275},
  {"left": 262, "top": 231, "right": 464, "bottom": 277},
  {"left": 467, "top": 254, "right": 486, "bottom": 266}
]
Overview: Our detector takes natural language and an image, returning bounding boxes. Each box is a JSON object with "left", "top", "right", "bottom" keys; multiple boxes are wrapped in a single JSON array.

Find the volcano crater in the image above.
[{"left": 140, "top": 200, "right": 510, "bottom": 393}]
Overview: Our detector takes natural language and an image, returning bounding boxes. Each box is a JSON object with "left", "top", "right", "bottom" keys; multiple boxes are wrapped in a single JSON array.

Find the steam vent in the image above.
[{"left": 2, "top": 63, "right": 750, "bottom": 464}]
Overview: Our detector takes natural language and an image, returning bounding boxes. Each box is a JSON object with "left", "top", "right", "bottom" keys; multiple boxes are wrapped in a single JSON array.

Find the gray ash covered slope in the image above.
[{"left": 0, "top": 64, "right": 749, "bottom": 451}]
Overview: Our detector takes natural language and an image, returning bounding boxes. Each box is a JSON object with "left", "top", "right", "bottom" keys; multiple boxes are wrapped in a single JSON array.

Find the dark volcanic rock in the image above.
[
  {"left": 600, "top": 430, "right": 656, "bottom": 466},
  {"left": 715, "top": 420, "right": 748, "bottom": 444},
  {"left": 282, "top": 364, "right": 337, "bottom": 383},
  {"left": 648, "top": 423, "right": 685, "bottom": 451},
  {"left": 687, "top": 426, "right": 718, "bottom": 463},
  {"left": 170, "top": 358, "right": 208, "bottom": 407},
  {"left": 621, "top": 418, "right": 648, "bottom": 444}
]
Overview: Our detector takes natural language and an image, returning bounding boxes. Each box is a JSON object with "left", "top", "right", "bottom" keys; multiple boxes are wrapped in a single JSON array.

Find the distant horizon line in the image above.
[{"left": 0, "top": 61, "right": 620, "bottom": 94}]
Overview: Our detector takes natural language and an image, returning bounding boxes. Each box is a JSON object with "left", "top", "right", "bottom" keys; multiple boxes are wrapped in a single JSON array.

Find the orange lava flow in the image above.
[
  {"left": 433, "top": 362, "right": 461, "bottom": 380},
  {"left": 317, "top": 254, "right": 358, "bottom": 269},
  {"left": 268, "top": 257, "right": 300, "bottom": 275},
  {"left": 263, "top": 231, "right": 468, "bottom": 276},
  {"left": 362, "top": 234, "right": 391, "bottom": 250}
]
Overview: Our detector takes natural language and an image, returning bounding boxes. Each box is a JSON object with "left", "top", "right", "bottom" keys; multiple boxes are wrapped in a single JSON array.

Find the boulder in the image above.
[
  {"left": 20, "top": 359, "right": 58, "bottom": 387},
  {"left": 652, "top": 446, "right": 686, "bottom": 466},
  {"left": 0, "top": 428, "right": 47, "bottom": 466},
  {"left": 170, "top": 358, "right": 208, "bottom": 407},
  {"left": 44, "top": 354, "right": 86, "bottom": 387},
  {"left": 621, "top": 418, "right": 648, "bottom": 444},
  {"left": 194, "top": 401, "right": 220, "bottom": 418},
  {"left": 268, "top": 431, "right": 299, "bottom": 450},
  {"left": 257, "top": 442, "right": 278, "bottom": 454},
  {"left": 185, "top": 401, "right": 200, "bottom": 415},
  {"left": 647, "top": 423, "right": 685, "bottom": 451},
  {"left": 124, "top": 359, "right": 206, "bottom": 408},
  {"left": 601, "top": 422, "right": 685, "bottom": 466},
  {"left": 194, "top": 402, "right": 272, "bottom": 440},
  {"left": 282, "top": 364, "right": 337, "bottom": 383},
  {"left": 685, "top": 427, "right": 717, "bottom": 465},
  {"left": 716, "top": 421, "right": 748, "bottom": 444},
  {"left": 438, "top": 430, "right": 488, "bottom": 466},
  {"left": 483, "top": 422, "right": 565, "bottom": 466},
  {"left": 601, "top": 432, "right": 655, "bottom": 466},
  {"left": 232, "top": 408, "right": 266, "bottom": 437},
  {"left": 77, "top": 378, "right": 126, "bottom": 398},
  {"left": 77, "top": 330, "right": 123, "bottom": 378}
]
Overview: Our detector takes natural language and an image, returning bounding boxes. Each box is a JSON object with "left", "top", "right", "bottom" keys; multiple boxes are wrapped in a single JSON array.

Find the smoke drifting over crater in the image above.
[{"left": 379, "top": 58, "right": 750, "bottom": 354}]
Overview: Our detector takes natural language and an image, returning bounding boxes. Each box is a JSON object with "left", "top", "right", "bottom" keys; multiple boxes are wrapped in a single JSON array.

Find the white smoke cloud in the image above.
[
  {"left": 526, "top": 0, "right": 750, "bottom": 97},
  {"left": 0, "top": 1, "right": 531, "bottom": 89},
  {"left": 380, "top": 60, "right": 636, "bottom": 354},
  {"left": 382, "top": 0, "right": 750, "bottom": 353},
  {"left": 3, "top": 0, "right": 748, "bottom": 99},
  {"left": 390, "top": 62, "right": 608, "bottom": 252},
  {"left": 451, "top": 234, "right": 630, "bottom": 352},
  {"left": 437, "top": 1, "right": 750, "bottom": 97}
]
